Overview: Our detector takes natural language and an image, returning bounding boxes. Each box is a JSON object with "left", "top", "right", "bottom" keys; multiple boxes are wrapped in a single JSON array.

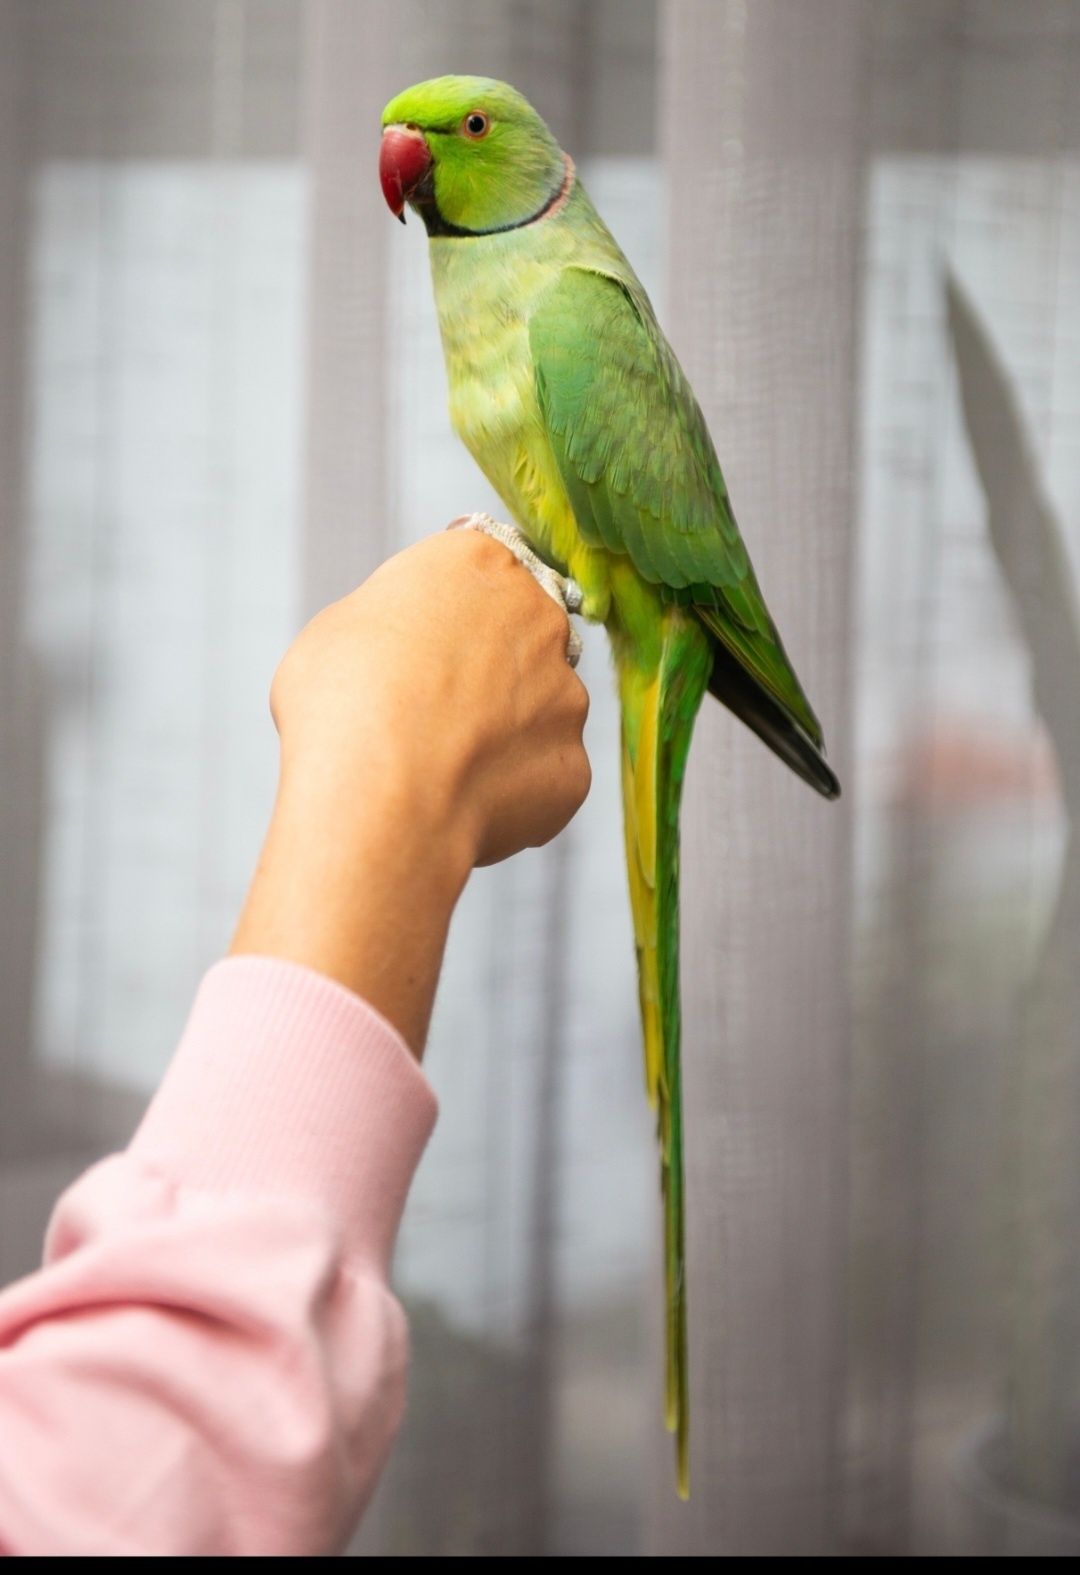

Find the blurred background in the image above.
[{"left": 1, "top": 0, "right": 1079, "bottom": 1556}]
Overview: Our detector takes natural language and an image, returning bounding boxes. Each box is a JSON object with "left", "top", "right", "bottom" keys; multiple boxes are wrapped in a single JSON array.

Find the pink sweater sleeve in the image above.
[{"left": 0, "top": 957, "right": 438, "bottom": 1556}]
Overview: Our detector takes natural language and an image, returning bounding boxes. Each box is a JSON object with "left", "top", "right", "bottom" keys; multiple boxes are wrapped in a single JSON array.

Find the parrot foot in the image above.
[{"left": 447, "top": 512, "right": 584, "bottom": 668}]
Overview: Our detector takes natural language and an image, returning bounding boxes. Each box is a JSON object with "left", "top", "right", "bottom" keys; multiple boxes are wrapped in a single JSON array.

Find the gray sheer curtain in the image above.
[
  {"left": 654, "top": 1, "right": 861, "bottom": 1555},
  {"left": 2, "top": 0, "right": 1079, "bottom": 1557}
]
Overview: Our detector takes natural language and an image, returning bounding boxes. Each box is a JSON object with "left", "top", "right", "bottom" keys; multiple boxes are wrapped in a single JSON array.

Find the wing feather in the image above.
[{"left": 530, "top": 266, "right": 824, "bottom": 749}]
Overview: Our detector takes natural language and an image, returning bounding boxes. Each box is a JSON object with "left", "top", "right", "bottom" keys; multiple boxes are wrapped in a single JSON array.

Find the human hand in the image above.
[
  {"left": 231, "top": 527, "right": 591, "bottom": 1052},
  {"left": 270, "top": 527, "right": 590, "bottom": 868}
]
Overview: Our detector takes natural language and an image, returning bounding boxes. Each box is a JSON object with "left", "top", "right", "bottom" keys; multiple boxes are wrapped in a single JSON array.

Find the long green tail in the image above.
[{"left": 615, "top": 610, "right": 712, "bottom": 1499}]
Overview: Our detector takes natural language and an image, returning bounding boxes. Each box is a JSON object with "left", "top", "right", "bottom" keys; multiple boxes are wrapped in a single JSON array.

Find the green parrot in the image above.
[{"left": 379, "top": 75, "right": 840, "bottom": 1496}]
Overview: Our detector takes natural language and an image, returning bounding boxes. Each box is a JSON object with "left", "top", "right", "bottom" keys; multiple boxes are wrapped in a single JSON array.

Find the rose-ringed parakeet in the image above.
[{"left": 378, "top": 75, "right": 840, "bottom": 1496}]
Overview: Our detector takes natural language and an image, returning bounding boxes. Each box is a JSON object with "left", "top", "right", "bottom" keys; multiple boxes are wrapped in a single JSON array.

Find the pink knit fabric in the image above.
[{"left": 0, "top": 957, "right": 437, "bottom": 1555}]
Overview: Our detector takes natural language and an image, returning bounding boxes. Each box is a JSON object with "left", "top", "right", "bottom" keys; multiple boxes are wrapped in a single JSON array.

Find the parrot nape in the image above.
[{"left": 378, "top": 76, "right": 840, "bottom": 1497}]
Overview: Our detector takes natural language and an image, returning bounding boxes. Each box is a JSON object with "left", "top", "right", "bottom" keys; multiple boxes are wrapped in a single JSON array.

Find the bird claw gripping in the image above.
[{"left": 448, "top": 512, "right": 584, "bottom": 667}]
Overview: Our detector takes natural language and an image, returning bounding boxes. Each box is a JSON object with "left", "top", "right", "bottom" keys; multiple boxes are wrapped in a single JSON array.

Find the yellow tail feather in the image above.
[{"left": 615, "top": 615, "right": 710, "bottom": 1502}]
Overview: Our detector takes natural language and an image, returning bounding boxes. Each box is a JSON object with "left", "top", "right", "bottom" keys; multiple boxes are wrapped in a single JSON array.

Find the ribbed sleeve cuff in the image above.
[{"left": 130, "top": 957, "right": 438, "bottom": 1273}]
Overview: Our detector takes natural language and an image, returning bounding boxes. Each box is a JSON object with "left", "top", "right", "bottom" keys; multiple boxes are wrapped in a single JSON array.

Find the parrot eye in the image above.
[{"left": 462, "top": 111, "right": 490, "bottom": 139}]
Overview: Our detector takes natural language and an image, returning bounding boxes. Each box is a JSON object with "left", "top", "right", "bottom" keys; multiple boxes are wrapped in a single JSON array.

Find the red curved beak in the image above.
[{"left": 379, "top": 126, "right": 431, "bottom": 223}]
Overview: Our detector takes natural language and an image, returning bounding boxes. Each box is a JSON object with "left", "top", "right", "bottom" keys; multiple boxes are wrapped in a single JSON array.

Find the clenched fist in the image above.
[{"left": 232, "top": 527, "right": 592, "bottom": 1053}]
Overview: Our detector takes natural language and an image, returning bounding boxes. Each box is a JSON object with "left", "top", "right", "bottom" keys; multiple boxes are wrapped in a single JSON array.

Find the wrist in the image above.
[
  {"left": 230, "top": 736, "right": 475, "bottom": 1055},
  {"left": 274, "top": 728, "right": 478, "bottom": 904}
]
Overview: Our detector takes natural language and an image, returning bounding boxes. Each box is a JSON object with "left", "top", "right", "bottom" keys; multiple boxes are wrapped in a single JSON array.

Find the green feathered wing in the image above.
[
  {"left": 530, "top": 267, "right": 837, "bottom": 793},
  {"left": 529, "top": 266, "right": 838, "bottom": 1495}
]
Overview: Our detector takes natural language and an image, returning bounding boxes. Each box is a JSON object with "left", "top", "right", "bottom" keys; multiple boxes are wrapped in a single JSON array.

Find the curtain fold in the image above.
[
  {"left": 650, "top": 0, "right": 864, "bottom": 1554},
  {"left": 0, "top": 1, "right": 40, "bottom": 1163},
  {"left": 301, "top": 1, "right": 394, "bottom": 612}
]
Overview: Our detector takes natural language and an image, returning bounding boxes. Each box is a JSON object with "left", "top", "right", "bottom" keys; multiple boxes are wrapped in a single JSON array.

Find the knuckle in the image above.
[
  {"left": 548, "top": 595, "right": 571, "bottom": 634},
  {"left": 572, "top": 747, "right": 592, "bottom": 806},
  {"left": 469, "top": 530, "right": 512, "bottom": 572},
  {"left": 571, "top": 674, "right": 590, "bottom": 724},
  {"left": 462, "top": 528, "right": 496, "bottom": 562},
  {"left": 538, "top": 595, "right": 570, "bottom": 646}
]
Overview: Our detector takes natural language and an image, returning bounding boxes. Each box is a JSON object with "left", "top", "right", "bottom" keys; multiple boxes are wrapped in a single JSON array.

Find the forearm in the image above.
[
  {"left": 230, "top": 761, "right": 469, "bottom": 1056},
  {"left": 228, "top": 530, "right": 589, "bottom": 1062}
]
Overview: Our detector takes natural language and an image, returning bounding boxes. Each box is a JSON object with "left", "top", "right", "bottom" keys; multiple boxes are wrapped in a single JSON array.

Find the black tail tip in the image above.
[{"left": 815, "top": 758, "right": 842, "bottom": 801}]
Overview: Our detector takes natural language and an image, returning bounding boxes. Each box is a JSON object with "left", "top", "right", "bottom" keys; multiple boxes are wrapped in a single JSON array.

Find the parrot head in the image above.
[{"left": 379, "top": 76, "right": 566, "bottom": 236}]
